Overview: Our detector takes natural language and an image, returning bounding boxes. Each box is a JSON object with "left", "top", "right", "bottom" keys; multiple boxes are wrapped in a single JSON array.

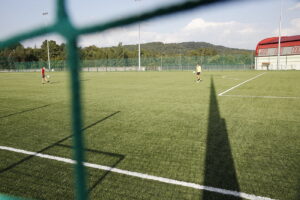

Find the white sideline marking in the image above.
[
  {"left": 221, "top": 75, "right": 240, "bottom": 81},
  {"left": 218, "top": 73, "right": 266, "bottom": 96},
  {"left": 0, "top": 145, "right": 276, "bottom": 200},
  {"left": 221, "top": 94, "right": 300, "bottom": 99}
]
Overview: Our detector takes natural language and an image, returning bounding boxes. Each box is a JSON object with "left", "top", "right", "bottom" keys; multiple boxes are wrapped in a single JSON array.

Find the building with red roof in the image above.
[{"left": 255, "top": 35, "right": 300, "bottom": 70}]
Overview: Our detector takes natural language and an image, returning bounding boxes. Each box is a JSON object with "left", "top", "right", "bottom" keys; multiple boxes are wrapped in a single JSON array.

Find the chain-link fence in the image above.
[{"left": 0, "top": 55, "right": 254, "bottom": 72}]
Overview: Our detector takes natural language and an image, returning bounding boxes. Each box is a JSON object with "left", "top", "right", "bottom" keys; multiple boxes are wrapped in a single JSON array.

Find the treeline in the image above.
[
  {"left": 0, "top": 41, "right": 66, "bottom": 68},
  {"left": 0, "top": 40, "right": 254, "bottom": 69}
]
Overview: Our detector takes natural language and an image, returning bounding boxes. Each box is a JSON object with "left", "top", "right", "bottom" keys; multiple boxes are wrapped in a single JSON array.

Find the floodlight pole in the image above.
[
  {"left": 42, "top": 12, "right": 51, "bottom": 71},
  {"left": 8, "top": 50, "right": 15, "bottom": 69},
  {"left": 46, "top": 39, "right": 51, "bottom": 71},
  {"left": 138, "top": 23, "right": 141, "bottom": 71},
  {"left": 135, "top": 0, "right": 141, "bottom": 71},
  {"left": 277, "top": 0, "right": 282, "bottom": 71},
  {"left": 8, "top": 50, "right": 15, "bottom": 60}
]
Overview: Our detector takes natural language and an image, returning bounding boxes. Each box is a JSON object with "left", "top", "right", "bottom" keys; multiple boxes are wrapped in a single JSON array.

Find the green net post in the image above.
[
  {"left": 55, "top": 0, "right": 88, "bottom": 199},
  {"left": 67, "top": 36, "right": 88, "bottom": 200}
]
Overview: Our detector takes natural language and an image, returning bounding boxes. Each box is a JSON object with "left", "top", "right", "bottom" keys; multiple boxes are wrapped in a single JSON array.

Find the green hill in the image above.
[{"left": 121, "top": 41, "right": 253, "bottom": 56}]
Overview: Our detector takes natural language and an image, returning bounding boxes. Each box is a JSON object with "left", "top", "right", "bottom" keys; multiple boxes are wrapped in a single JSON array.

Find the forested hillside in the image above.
[{"left": 0, "top": 40, "right": 254, "bottom": 69}]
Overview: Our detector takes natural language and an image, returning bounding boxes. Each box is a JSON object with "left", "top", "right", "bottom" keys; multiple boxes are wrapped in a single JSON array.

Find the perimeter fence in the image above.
[{"left": 0, "top": 55, "right": 254, "bottom": 72}]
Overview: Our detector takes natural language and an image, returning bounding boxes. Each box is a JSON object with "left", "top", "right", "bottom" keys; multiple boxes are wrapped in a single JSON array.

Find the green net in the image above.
[{"left": 0, "top": 0, "right": 235, "bottom": 199}]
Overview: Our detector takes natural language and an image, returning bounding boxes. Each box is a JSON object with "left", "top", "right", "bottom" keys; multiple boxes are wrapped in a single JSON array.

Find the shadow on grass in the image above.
[
  {"left": 49, "top": 81, "right": 60, "bottom": 84},
  {"left": 0, "top": 104, "right": 51, "bottom": 119},
  {"left": 0, "top": 111, "right": 122, "bottom": 193},
  {"left": 202, "top": 77, "right": 241, "bottom": 200},
  {"left": 56, "top": 143, "right": 124, "bottom": 193}
]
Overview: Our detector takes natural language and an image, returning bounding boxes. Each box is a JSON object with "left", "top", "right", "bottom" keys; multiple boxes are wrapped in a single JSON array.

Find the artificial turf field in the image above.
[{"left": 0, "top": 71, "right": 299, "bottom": 200}]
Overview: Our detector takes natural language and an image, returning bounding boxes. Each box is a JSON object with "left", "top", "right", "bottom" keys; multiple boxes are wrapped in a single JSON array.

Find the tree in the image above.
[{"left": 41, "top": 40, "right": 65, "bottom": 60}]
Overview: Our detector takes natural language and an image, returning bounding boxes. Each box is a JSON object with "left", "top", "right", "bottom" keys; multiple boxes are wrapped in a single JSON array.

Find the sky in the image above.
[{"left": 0, "top": 0, "right": 299, "bottom": 50}]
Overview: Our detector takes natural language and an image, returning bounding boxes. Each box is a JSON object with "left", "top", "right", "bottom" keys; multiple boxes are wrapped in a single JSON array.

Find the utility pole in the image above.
[
  {"left": 277, "top": 0, "right": 283, "bottom": 70},
  {"left": 134, "top": 0, "right": 141, "bottom": 71},
  {"left": 42, "top": 12, "right": 51, "bottom": 71},
  {"left": 8, "top": 50, "right": 15, "bottom": 69},
  {"left": 138, "top": 23, "right": 141, "bottom": 71}
]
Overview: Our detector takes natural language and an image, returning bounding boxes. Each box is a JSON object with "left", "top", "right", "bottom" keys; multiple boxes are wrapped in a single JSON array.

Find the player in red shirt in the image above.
[{"left": 41, "top": 67, "right": 49, "bottom": 84}]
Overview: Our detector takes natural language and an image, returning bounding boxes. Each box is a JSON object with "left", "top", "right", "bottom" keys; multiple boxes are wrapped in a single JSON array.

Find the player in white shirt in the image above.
[{"left": 196, "top": 64, "right": 202, "bottom": 82}]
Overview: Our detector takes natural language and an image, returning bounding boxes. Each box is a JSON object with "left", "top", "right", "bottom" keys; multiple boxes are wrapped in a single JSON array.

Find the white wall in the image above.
[{"left": 255, "top": 55, "right": 300, "bottom": 70}]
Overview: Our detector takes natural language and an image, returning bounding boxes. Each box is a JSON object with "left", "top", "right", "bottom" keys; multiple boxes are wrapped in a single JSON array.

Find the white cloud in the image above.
[
  {"left": 183, "top": 18, "right": 236, "bottom": 31},
  {"left": 180, "top": 18, "right": 259, "bottom": 49},
  {"left": 23, "top": 18, "right": 261, "bottom": 50},
  {"left": 182, "top": 18, "right": 257, "bottom": 36},
  {"left": 273, "top": 18, "right": 300, "bottom": 36},
  {"left": 22, "top": 34, "right": 65, "bottom": 48},
  {"left": 77, "top": 18, "right": 261, "bottom": 49},
  {"left": 78, "top": 26, "right": 161, "bottom": 47},
  {"left": 78, "top": 25, "right": 175, "bottom": 47},
  {"left": 238, "top": 27, "right": 256, "bottom": 34},
  {"left": 288, "top": 3, "right": 300, "bottom": 10},
  {"left": 290, "top": 18, "right": 300, "bottom": 29}
]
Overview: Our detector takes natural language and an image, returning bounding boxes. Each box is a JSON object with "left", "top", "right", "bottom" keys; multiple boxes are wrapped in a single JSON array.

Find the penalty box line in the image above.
[
  {"left": 218, "top": 73, "right": 266, "bottom": 96},
  {"left": 0, "top": 145, "right": 275, "bottom": 200}
]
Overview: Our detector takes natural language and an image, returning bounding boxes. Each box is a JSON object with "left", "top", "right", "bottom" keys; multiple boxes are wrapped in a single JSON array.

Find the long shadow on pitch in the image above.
[
  {"left": 202, "top": 78, "right": 241, "bottom": 200},
  {"left": 0, "top": 104, "right": 51, "bottom": 119},
  {"left": 0, "top": 111, "right": 122, "bottom": 193},
  {"left": 56, "top": 143, "right": 124, "bottom": 193}
]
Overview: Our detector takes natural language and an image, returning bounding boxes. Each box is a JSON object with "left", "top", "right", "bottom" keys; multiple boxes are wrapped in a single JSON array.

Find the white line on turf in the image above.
[
  {"left": 221, "top": 75, "right": 240, "bottom": 80},
  {"left": 0, "top": 145, "right": 276, "bottom": 200},
  {"left": 221, "top": 94, "right": 300, "bottom": 99},
  {"left": 218, "top": 73, "right": 266, "bottom": 96}
]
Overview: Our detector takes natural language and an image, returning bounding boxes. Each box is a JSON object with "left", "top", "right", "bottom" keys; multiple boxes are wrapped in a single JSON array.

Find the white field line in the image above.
[
  {"left": 218, "top": 73, "right": 266, "bottom": 96},
  {"left": 0, "top": 145, "right": 276, "bottom": 200},
  {"left": 221, "top": 94, "right": 300, "bottom": 99},
  {"left": 221, "top": 75, "right": 240, "bottom": 81}
]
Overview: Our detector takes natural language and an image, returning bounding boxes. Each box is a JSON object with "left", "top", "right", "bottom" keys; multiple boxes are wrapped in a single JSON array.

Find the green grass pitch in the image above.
[{"left": 0, "top": 71, "right": 299, "bottom": 200}]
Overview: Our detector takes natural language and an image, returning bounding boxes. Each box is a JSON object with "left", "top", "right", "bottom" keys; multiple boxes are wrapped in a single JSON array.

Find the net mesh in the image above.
[{"left": 0, "top": 0, "right": 234, "bottom": 199}]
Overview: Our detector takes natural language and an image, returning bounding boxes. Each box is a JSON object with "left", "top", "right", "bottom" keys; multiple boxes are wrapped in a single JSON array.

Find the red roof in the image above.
[
  {"left": 258, "top": 35, "right": 300, "bottom": 45},
  {"left": 256, "top": 35, "right": 300, "bottom": 56}
]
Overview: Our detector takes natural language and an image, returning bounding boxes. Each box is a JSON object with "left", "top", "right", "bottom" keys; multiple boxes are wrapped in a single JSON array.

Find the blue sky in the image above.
[{"left": 0, "top": 0, "right": 299, "bottom": 50}]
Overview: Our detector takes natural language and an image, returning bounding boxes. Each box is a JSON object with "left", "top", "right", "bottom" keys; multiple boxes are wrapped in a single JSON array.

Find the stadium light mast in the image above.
[
  {"left": 138, "top": 24, "right": 141, "bottom": 71},
  {"left": 42, "top": 12, "right": 51, "bottom": 71},
  {"left": 135, "top": 0, "right": 141, "bottom": 71},
  {"left": 277, "top": 0, "right": 283, "bottom": 70},
  {"left": 8, "top": 50, "right": 15, "bottom": 69}
]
